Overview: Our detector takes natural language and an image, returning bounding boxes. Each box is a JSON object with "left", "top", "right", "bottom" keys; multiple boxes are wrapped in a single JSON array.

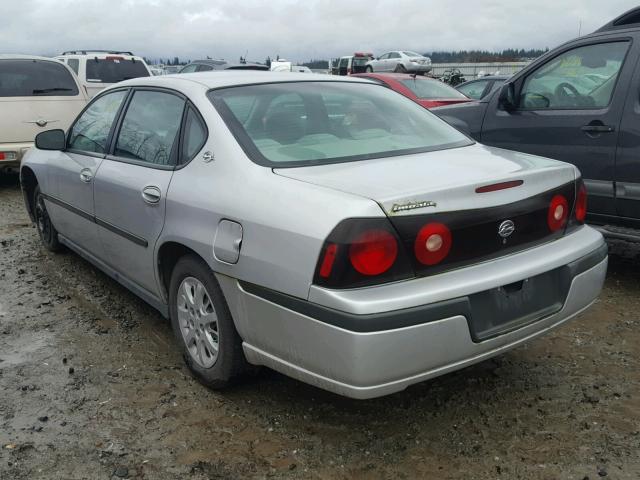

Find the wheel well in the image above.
[
  {"left": 20, "top": 167, "right": 38, "bottom": 222},
  {"left": 157, "top": 242, "right": 207, "bottom": 300}
]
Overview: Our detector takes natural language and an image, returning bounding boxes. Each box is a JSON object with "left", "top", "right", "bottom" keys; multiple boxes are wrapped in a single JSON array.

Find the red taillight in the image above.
[
  {"left": 414, "top": 223, "right": 452, "bottom": 265},
  {"left": 575, "top": 183, "right": 587, "bottom": 223},
  {"left": 548, "top": 194, "right": 569, "bottom": 232},
  {"left": 349, "top": 229, "right": 398, "bottom": 276},
  {"left": 319, "top": 243, "right": 338, "bottom": 278},
  {"left": 0, "top": 153, "right": 4, "bottom": 160}
]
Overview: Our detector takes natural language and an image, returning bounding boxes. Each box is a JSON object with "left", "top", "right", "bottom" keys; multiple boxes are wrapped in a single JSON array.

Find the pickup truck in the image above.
[{"left": 434, "top": 7, "right": 640, "bottom": 242}]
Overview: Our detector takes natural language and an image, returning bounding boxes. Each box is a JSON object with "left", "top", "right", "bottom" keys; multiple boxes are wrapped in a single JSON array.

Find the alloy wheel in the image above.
[{"left": 177, "top": 276, "right": 220, "bottom": 368}]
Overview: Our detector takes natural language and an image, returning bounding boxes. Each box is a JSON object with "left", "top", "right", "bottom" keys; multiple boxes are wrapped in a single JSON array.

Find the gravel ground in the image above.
[{"left": 0, "top": 173, "right": 639, "bottom": 480}]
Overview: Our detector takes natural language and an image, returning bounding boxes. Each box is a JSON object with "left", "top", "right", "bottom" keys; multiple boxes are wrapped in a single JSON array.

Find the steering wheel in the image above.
[{"left": 554, "top": 82, "right": 581, "bottom": 105}]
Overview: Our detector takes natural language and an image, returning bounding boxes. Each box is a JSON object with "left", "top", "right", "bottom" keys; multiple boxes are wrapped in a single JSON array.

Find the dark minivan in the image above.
[{"left": 434, "top": 7, "right": 640, "bottom": 241}]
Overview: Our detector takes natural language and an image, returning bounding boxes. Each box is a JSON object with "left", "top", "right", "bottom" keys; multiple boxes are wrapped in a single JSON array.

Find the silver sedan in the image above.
[
  {"left": 20, "top": 72, "right": 606, "bottom": 399},
  {"left": 366, "top": 51, "right": 432, "bottom": 73}
]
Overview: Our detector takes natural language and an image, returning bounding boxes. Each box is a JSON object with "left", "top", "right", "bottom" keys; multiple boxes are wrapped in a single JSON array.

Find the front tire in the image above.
[
  {"left": 33, "top": 185, "right": 62, "bottom": 252},
  {"left": 169, "top": 255, "right": 250, "bottom": 389}
]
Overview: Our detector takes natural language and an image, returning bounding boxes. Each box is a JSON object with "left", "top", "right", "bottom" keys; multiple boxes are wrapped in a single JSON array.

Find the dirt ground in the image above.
[{"left": 0, "top": 173, "right": 638, "bottom": 480}]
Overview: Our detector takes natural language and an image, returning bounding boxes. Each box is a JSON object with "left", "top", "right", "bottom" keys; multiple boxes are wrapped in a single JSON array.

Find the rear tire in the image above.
[
  {"left": 33, "top": 185, "right": 62, "bottom": 252},
  {"left": 394, "top": 64, "right": 408, "bottom": 73},
  {"left": 365, "top": 66, "right": 373, "bottom": 73},
  {"left": 169, "top": 255, "right": 251, "bottom": 389}
]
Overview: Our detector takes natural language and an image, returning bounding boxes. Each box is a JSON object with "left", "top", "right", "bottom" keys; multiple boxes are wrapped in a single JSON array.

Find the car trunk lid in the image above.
[
  {"left": 276, "top": 143, "right": 578, "bottom": 277},
  {"left": 274, "top": 143, "right": 575, "bottom": 216}
]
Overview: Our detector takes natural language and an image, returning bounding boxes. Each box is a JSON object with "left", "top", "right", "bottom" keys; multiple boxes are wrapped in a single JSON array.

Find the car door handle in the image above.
[
  {"left": 581, "top": 123, "right": 614, "bottom": 133},
  {"left": 79, "top": 168, "right": 93, "bottom": 183},
  {"left": 141, "top": 185, "right": 161, "bottom": 204}
]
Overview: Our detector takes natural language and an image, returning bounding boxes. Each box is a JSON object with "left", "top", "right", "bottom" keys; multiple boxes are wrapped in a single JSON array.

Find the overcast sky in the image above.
[{"left": 3, "top": 0, "right": 639, "bottom": 62}]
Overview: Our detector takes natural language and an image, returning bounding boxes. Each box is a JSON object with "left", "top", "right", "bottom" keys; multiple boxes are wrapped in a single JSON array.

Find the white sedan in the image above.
[
  {"left": 21, "top": 72, "right": 606, "bottom": 399},
  {"left": 366, "top": 51, "right": 432, "bottom": 73}
]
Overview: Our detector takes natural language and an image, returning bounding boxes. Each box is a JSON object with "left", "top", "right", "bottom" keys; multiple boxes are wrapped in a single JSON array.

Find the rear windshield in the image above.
[
  {"left": 352, "top": 57, "right": 369, "bottom": 66},
  {"left": 208, "top": 81, "right": 471, "bottom": 167},
  {"left": 400, "top": 78, "right": 468, "bottom": 100},
  {"left": 86, "top": 58, "right": 150, "bottom": 84},
  {"left": 0, "top": 59, "right": 79, "bottom": 97}
]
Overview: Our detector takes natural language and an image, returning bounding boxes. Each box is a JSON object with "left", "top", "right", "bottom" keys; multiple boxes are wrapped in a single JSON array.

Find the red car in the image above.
[{"left": 352, "top": 73, "right": 472, "bottom": 109}]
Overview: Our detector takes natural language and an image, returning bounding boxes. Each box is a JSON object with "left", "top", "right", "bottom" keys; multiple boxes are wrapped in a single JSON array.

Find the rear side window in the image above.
[
  {"left": 197, "top": 64, "right": 214, "bottom": 72},
  {"left": 68, "top": 90, "right": 127, "bottom": 153},
  {"left": 67, "top": 59, "right": 80, "bottom": 75},
  {"left": 181, "top": 108, "right": 207, "bottom": 163},
  {"left": 115, "top": 90, "right": 185, "bottom": 166},
  {"left": 0, "top": 59, "right": 79, "bottom": 97},
  {"left": 86, "top": 58, "right": 150, "bottom": 84}
]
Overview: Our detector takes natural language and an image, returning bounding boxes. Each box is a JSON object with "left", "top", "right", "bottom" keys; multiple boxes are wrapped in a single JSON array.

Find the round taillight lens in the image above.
[
  {"left": 548, "top": 194, "right": 569, "bottom": 232},
  {"left": 349, "top": 229, "right": 398, "bottom": 276},
  {"left": 414, "top": 222, "right": 452, "bottom": 265},
  {"left": 575, "top": 183, "right": 587, "bottom": 223}
]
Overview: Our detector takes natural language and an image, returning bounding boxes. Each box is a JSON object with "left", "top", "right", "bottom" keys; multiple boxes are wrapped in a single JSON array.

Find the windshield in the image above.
[
  {"left": 400, "top": 78, "right": 468, "bottom": 99},
  {"left": 0, "top": 59, "right": 78, "bottom": 97},
  {"left": 85, "top": 58, "right": 150, "bottom": 83},
  {"left": 208, "top": 81, "right": 472, "bottom": 167}
]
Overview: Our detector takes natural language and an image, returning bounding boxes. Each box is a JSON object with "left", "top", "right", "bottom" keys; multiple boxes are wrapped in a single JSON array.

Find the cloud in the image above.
[{"left": 3, "top": 0, "right": 639, "bottom": 62}]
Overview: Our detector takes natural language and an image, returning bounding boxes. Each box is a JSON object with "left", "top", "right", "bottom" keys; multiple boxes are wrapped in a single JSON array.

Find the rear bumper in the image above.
[
  {"left": 406, "top": 63, "right": 432, "bottom": 72},
  {"left": 219, "top": 226, "right": 607, "bottom": 399},
  {"left": 0, "top": 142, "right": 33, "bottom": 170}
]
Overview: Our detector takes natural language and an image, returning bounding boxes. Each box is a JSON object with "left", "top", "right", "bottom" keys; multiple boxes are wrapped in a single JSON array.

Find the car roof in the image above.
[
  {"left": 0, "top": 54, "right": 63, "bottom": 62},
  {"left": 113, "top": 71, "right": 373, "bottom": 91},
  {"left": 55, "top": 52, "right": 144, "bottom": 59},
  {"left": 353, "top": 73, "right": 438, "bottom": 81},
  {"left": 190, "top": 60, "right": 227, "bottom": 65},
  {"left": 463, "top": 75, "right": 510, "bottom": 82}
]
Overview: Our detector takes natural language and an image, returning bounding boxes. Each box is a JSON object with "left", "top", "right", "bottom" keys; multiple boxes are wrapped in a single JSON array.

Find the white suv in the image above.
[
  {"left": 0, "top": 55, "right": 87, "bottom": 173},
  {"left": 55, "top": 50, "right": 151, "bottom": 98}
]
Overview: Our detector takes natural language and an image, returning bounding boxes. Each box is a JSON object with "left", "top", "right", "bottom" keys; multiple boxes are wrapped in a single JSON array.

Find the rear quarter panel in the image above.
[{"left": 159, "top": 89, "right": 383, "bottom": 301}]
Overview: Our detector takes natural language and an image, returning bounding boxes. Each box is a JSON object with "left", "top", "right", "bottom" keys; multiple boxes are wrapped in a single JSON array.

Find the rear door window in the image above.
[
  {"left": 114, "top": 90, "right": 185, "bottom": 166},
  {"left": 0, "top": 59, "right": 79, "bottom": 97},
  {"left": 68, "top": 90, "right": 127, "bottom": 153},
  {"left": 85, "top": 58, "right": 150, "bottom": 83},
  {"left": 197, "top": 64, "right": 214, "bottom": 72}
]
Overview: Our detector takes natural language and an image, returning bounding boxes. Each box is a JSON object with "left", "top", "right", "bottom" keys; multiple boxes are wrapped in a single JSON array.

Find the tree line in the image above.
[{"left": 425, "top": 49, "right": 549, "bottom": 62}]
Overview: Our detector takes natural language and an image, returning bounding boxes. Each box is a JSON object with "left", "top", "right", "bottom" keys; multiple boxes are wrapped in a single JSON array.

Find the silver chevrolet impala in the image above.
[{"left": 20, "top": 72, "right": 607, "bottom": 399}]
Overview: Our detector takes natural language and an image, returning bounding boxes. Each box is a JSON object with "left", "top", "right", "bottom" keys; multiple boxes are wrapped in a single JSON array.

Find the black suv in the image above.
[{"left": 434, "top": 8, "right": 640, "bottom": 242}]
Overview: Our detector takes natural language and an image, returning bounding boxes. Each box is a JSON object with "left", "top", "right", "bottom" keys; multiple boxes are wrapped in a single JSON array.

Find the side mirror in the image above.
[
  {"left": 35, "top": 129, "right": 66, "bottom": 151},
  {"left": 498, "top": 82, "right": 517, "bottom": 111}
]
